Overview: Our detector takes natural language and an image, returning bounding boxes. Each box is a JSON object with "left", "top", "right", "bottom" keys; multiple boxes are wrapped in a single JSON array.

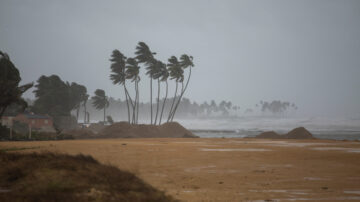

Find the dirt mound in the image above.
[
  {"left": 255, "top": 127, "right": 314, "bottom": 139},
  {"left": 99, "top": 122, "right": 198, "bottom": 138},
  {"left": 285, "top": 127, "right": 314, "bottom": 139},
  {"left": 0, "top": 152, "right": 177, "bottom": 202},
  {"left": 159, "top": 122, "right": 198, "bottom": 138},
  {"left": 256, "top": 131, "right": 282, "bottom": 139},
  {"left": 62, "top": 129, "right": 97, "bottom": 139},
  {"left": 87, "top": 123, "right": 106, "bottom": 134}
]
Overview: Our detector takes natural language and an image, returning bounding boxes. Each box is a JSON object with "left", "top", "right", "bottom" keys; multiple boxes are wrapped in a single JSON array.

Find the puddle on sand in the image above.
[
  {"left": 304, "top": 177, "right": 329, "bottom": 181},
  {"left": 344, "top": 191, "right": 360, "bottom": 195},
  {"left": 311, "top": 147, "right": 360, "bottom": 153},
  {"left": 234, "top": 140, "right": 333, "bottom": 147},
  {"left": 200, "top": 148, "right": 271, "bottom": 152},
  {"left": 184, "top": 165, "right": 216, "bottom": 172}
]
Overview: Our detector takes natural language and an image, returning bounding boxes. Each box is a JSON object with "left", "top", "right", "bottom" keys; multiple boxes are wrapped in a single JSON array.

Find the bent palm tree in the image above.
[
  {"left": 135, "top": 42, "right": 156, "bottom": 124},
  {"left": 110, "top": 50, "right": 133, "bottom": 123},
  {"left": 152, "top": 60, "right": 165, "bottom": 125},
  {"left": 170, "top": 54, "right": 194, "bottom": 121},
  {"left": 158, "top": 63, "right": 169, "bottom": 125},
  {"left": 167, "top": 56, "right": 184, "bottom": 122},
  {"left": 91, "top": 89, "right": 109, "bottom": 124},
  {"left": 125, "top": 57, "right": 140, "bottom": 124}
]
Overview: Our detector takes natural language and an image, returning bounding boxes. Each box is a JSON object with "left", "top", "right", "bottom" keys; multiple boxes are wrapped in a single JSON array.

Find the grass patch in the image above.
[
  {"left": 0, "top": 146, "right": 40, "bottom": 152},
  {"left": 0, "top": 152, "right": 178, "bottom": 202}
]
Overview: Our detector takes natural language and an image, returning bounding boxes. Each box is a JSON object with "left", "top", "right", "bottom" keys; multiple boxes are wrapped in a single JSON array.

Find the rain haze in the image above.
[
  {"left": 1, "top": 0, "right": 360, "bottom": 118},
  {"left": 2, "top": 1, "right": 360, "bottom": 201}
]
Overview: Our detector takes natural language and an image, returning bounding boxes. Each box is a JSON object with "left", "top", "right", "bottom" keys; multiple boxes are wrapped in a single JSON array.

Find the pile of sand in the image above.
[
  {"left": 99, "top": 122, "right": 198, "bottom": 138},
  {"left": 62, "top": 129, "right": 98, "bottom": 139},
  {"left": 255, "top": 127, "right": 314, "bottom": 139}
]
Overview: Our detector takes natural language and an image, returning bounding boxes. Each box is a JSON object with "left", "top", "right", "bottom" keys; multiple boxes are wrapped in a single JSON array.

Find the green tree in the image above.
[
  {"left": 91, "top": 89, "right": 109, "bottom": 123},
  {"left": 0, "top": 51, "right": 33, "bottom": 118}
]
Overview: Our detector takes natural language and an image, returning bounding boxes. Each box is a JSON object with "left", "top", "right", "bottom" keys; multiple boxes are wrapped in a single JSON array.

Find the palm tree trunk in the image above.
[
  {"left": 124, "top": 84, "right": 133, "bottom": 124},
  {"left": 170, "top": 67, "right": 192, "bottom": 121},
  {"left": 76, "top": 107, "right": 80, "bottom": 122},
  {"left": 136, "top": 77, "right": 140, "bottom": 124},
  {"left": 154, "top": 79, "right": 160, "bottom": 125},
  {"left": 171, "top": 81, "right": 184, "bottom": 122},
  {"left": 83, "top": 103, "right": 87, "bottom": 124},
  {"left": 104, "top": 106, "right": 106, "bottom": 124},
  {"left": 159, "top": 80, "right": 168, "bottom": 125},
  {"left": 167, "top": 82, "right": 178, "bottom": 122},
  {"left": 132, "top": 79, "right": 138, "bottom": 124},
  {"left": 150, "top": 78, "right": 153, "bottom": 125}
]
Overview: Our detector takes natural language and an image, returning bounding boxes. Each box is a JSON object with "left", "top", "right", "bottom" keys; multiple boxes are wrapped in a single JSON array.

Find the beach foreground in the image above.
[{"left": 1, "top": 138, "right": 360, "bottom": 201}]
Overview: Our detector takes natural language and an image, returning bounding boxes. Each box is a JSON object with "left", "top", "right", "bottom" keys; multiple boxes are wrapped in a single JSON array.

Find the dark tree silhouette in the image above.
[{"left": 91, "top": 89, "right": 109, "bottom": 123}]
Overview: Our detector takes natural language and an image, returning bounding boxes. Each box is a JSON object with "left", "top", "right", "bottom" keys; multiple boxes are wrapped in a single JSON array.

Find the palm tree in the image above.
[
  {"left": 135, "top": 42, "right": 156, "bottom": 124},
  {"left": 169, "top": 54, "right": 194, "bottom": 121},
  {"left": 91, "top": 89, "right": 109, "bottom": 123},
  {"left": 152, "top": 60, "right": 165, "bottom": 125},
  {"left": 167, "top": 56, "right": 184, "bottom": 122},
  {"left": 110, "top": 50, "right": 133, "bottom": 123},
  {"left": 158, "top": 62, "right": 169, "bottom": 125},
  {"left": 125, "top": 57, "right": 140, "bottom": 124}
]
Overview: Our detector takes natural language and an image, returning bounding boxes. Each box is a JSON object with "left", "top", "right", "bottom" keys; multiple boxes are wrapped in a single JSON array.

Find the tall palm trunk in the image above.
[
  {"left": 123, "top": 85, "right": 131, "bottom": 124},
  {"left": 76, "top": 107, "right": 80, "bottom": 122},
  {"left": 132, "top": 79, "right": 138, "bottom": 124},
  {"left": 167, "top": 82, "right": 178, "bottom": 122},
  {"left": 154, "top": 79, "right": 160, "bottom": 125},
  {"left": 171, "top": 81, "right": 183, "bottom": 122},
  {"left": 150, "top": 78, "right": 153, "bottom": 124},
  {"left": 103, "top": 105, "right": 106, "bottom": 124},
  {"left": 136, "top": 77, "right": 140, "bottom": 124},
  {"left": 83, "top": 102, "right": 87, "bottom": 124},
  {"left": 159, "top": 80, "right": 168, "bottom": 125},
  {"left": 170, "top": 67, "right": 192, "bottom": 121}
]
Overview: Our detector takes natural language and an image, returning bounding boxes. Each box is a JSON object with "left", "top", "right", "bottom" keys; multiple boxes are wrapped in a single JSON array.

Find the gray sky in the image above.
[{"left": 1, "top": 0, "right": 360, "bottom": 117}]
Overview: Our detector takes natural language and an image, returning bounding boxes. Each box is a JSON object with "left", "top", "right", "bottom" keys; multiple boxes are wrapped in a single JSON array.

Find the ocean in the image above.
[{"left": 177, "top": 116, "right": 360, "bottom": 140}]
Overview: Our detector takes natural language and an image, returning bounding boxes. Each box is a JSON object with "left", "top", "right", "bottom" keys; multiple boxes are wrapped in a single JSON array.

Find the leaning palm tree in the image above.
[
  {"left": 158, "top": 63, "right": 169, "bottom": 125},
  {"left": 125, "top": 57, "right": 140, "bottom": 124},
  {"left": 167, "top": 56, "right": 184, "bottom": 122},
  {"left": 152, "top": 60, "right": 165, "bottom": 125},
  {"left": 110, "top": 50, "right": 133, "bottom": 123},
  {"left": 91, "top": 89, "right": 109, "bottom": 124},
  {"left": 135, "top": 42, "right": 156, "bottom": 124},
  {"left": 169, "top": 54, "right": 194, "bottom": 121}
]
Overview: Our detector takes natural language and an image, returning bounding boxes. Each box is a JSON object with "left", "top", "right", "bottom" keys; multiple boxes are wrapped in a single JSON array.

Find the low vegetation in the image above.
[{"left": 0, "top": 151, "right": 177, "bottom": 202}]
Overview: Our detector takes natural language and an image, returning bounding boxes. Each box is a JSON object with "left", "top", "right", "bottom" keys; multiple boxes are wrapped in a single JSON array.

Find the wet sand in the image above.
[{"left": 1, "top": 138, "right": 360, "bottom": 201}]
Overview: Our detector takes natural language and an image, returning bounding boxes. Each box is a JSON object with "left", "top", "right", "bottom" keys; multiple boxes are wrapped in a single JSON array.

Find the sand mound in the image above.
[
  {"left": 285, "top": 127, "right": 314, "bottom": 139},
  {"left": 62, "top": 129, "right": 97, "bottom": 139},
  {"left": 255, "top": 127, "right": 314, "bottom": 139},
  {"left": 99, "top": 122, "right": 198, "bottom": 138},
  {"left": 0, "top": 152, "right": 176, "bottom": 201},
  {"left": 256, "top": 131, "right": 282, "bottom": 139},
  {"left": 88, "top": 123, "right": 106, "bottom": 134}
]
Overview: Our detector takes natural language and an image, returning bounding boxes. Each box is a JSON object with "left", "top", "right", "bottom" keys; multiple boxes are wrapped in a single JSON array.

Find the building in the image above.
[{"left": 1, "top": 112, "right": 55, "bottom": 133}]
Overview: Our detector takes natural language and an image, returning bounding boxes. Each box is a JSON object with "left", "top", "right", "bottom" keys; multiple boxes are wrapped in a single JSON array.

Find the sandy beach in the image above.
[{"left": 1, "top": 138, "right": 360, "bottom": 201}]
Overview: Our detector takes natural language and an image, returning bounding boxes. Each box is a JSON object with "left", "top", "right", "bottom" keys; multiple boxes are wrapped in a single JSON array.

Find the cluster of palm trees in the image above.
[{"left": 110, "top": 42, "right": 194, "bottom": 125}]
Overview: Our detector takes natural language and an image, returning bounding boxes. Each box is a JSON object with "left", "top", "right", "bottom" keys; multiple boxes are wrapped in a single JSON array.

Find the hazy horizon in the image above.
[{"left": 1, "top": 0, "right": 360, "bottom": 118}]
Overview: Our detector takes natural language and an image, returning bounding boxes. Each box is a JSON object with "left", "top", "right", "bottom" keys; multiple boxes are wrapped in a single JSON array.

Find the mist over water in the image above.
[{"left": 177, "top": 117, "right": 360, "bottom": 140}]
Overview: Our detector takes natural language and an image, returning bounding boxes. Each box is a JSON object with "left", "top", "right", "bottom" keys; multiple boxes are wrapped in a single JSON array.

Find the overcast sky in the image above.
[{"left": 1, "top": 0, "right": 360, "bottom": 117}]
